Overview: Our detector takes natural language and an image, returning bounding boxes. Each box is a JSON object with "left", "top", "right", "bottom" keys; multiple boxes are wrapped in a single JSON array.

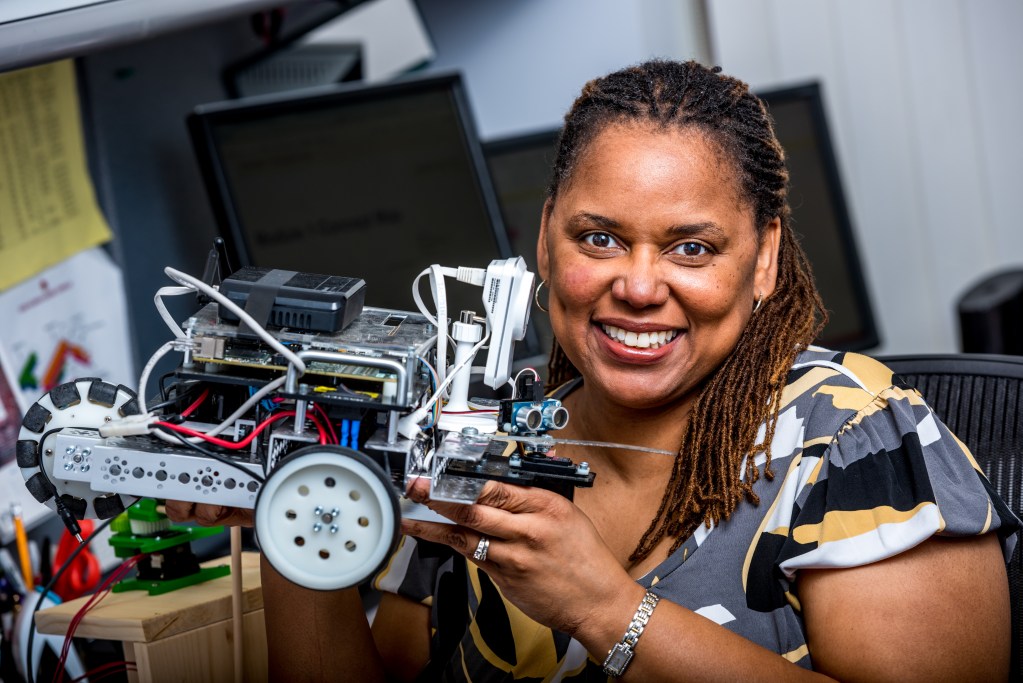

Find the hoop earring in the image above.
[
  {"left": 535, "top": 279, "right": 550, "bottom": 313},
  {"left": 753, "top": 292, "right": 764, "bottom": 313}
]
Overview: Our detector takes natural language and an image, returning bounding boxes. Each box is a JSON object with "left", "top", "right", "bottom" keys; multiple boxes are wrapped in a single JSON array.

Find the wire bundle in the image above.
[{"left": 51, "top": 555, "right": 142, "bottom": 683}]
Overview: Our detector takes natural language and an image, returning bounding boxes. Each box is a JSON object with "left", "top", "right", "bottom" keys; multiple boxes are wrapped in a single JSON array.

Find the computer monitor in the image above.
[
  {"left": 483, "top": 82, "right": 879, "bottom": 352},
  {"left": 188, "top": 73, "right": 523, "bottom": 329},
  {"left": 759, "top": 82, "right": 879, "bottom": 351}
]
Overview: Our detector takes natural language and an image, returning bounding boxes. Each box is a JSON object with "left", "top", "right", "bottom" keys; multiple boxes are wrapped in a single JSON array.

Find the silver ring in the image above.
[{"left": 472, "top": 536, "right": 490, "bottom": 562}]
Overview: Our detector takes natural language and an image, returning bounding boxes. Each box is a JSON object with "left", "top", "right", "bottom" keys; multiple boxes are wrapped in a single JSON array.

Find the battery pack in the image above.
[{"left": 219, "top": 267, "right": 366, "bottom": 333}]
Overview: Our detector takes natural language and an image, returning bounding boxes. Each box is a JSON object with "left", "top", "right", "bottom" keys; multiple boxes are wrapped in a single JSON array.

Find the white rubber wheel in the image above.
[
  {"left": 255, "top": 446, "right": 400, "bottom": 590},
  {"left": 17, "top": 378, "right": 139, "bottom": 519}
]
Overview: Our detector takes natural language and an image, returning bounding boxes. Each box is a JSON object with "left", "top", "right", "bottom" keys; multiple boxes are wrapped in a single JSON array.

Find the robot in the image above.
[{"left": 15, "top": 257, "right": 593, "bottom": 590}]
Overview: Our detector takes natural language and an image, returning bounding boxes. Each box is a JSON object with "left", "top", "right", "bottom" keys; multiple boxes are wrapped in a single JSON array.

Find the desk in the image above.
[{"left": 36, "top": 552, "right": 267, "bottom": 683}]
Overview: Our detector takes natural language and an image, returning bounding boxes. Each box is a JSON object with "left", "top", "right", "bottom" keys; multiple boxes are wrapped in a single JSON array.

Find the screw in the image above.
[
  {"left": 577, "top": 462, "right": 591, "bottom": 475},
  {"left": 65, "top": 446, "right": 76, "bottom": 455},
  {"left": 82, "top": 448, "right": 91, "bottom": 457},
  {"left": 81, "top": 464, "right": 90, "bottom": 472},
  {"left": 509, "top": 455, "right": 522, "bottom": 468},
  {"left": 329, "top": 524, "right": 339, "bottom": 534},
  {"left": 314, "top": 506, "right": 323, "bottom": 515},
  {"left": 313, "top": 523, "right": 323, "bottom": 532},
  {"left": 104, "top": 416, "right": 112, "bottom": 422},
  {"left": 461, "top": 426, "right": 479, "bottom": 436},
  {"left": 45, "top": 449, "right": 53, "bottom": 456},
  {"left": 73, "top": 454, "right": 82, "bottom": 463},
  {"left": 64, "top": 462, "right": 74, "bottom": 471},
  {"left": 330, "top": 508, "right": 340, "bottom": 517}
]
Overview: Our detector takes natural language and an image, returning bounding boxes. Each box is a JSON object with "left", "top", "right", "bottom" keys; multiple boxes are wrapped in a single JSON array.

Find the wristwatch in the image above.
[{"left": 602, "top": 590, "right": 660, "bottom": 677}]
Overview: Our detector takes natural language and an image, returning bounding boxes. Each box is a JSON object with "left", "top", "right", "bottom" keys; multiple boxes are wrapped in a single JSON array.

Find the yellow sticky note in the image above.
[{"left": 0, "top": 60, "right": 113, "bottom": 290}]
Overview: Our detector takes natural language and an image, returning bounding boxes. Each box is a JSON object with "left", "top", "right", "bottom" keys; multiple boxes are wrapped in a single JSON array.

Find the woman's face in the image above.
[{"left": 538, "top": 123, "right": 780, "bottom": 411}]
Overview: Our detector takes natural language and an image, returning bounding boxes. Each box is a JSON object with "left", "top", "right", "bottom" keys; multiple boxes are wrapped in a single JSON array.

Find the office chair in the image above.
[{"left": 879, "top": 353, "right": 1023, "bottom": 680}]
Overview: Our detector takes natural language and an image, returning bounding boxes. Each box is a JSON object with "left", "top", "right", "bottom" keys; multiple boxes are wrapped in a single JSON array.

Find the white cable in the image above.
[
  {"left": 131, "top": 337, "right": 287, "bottom": 444},
  {"left": 154, "top": 286, "right": 193, "bottom": 338},
  {"left": 511, "top": 367, "right": 541, "bottom": 398},
  {"left": 455, "top": 266, "right": 487, "bottom": 287},
  {"left": 137, "top": 339, "right": 188, "bottom": 414},
  {"left": 397, "top": 326, "right": 491, "bottom": 441},
  {"left": 431, "top": 266, "right": 450, "bottom": 389},
  {"left": 163, "top": 267, "right": 306, "bottom": 375},
  {"left": 138, "top": 266, "right": 307, "bottom": 446}
]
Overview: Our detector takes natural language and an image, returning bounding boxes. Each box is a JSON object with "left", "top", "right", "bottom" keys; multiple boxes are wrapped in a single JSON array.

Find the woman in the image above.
[{"left": 170, "top": 60, "right": 1017, "bottom": 681}]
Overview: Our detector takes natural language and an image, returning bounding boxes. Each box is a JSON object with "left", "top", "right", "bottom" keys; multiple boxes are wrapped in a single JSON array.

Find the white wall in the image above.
[
  {"left": 415, "top": 0, "right": 710, "bottom": 140},
  {"left": 708, "top": 0, "right": 1023, "bottom": 354}
]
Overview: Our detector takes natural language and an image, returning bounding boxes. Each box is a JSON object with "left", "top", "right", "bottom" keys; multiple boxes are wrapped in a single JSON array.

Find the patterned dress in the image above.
[{"left": 374, "top": 348, "right": 1020, "bottom": 681}]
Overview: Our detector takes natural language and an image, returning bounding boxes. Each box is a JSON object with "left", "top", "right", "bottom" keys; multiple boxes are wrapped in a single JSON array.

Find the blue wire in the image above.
[
  {"left": 351, "top": 420, "right": 360, "bottom": 448},
  {"left": 340, "top": 419, "right": 350, "bottom": 448},
  {"left": 249, "top": 386, "right": 275, "bottom": 412}
]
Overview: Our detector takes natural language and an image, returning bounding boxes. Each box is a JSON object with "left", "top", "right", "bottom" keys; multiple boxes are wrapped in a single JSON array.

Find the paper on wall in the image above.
[{"left": 0, "top": 59, "right": 113, "bottom": 290}]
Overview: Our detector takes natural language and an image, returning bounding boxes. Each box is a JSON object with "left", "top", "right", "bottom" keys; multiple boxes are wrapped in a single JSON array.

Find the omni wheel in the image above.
[
  {"left": 255, "top": 445, "right": 400, "bottom": 591},
  {"left": 17, "top": 377, "right": 140, "bottom": 520}
]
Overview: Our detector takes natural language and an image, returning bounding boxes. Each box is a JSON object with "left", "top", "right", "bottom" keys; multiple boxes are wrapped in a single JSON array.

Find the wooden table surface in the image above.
[{"left": 36, "top": 551, "right": 264, "bottom": 643}]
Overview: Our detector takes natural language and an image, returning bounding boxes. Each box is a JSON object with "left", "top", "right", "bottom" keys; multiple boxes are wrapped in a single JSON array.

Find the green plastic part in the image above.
[
  {"left": 105, "top": 498, "right": 231, "bottom": 595},
  {"left": 108, "top": 524, "right": 225, "bottom": 558},
  {"left": 126, "top": 498, "right": 163, "bottom": 522},
  {"left": 110, "top": 512, "right": 132, "bottom": 535},
  {"left": 112, "top": 565, "right": 231, "bottom": 596}
]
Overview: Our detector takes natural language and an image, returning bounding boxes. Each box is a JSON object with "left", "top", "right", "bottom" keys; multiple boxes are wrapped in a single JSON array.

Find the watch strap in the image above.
[{"left": 602, "top": 590, "right": 660, "bottom": 677}]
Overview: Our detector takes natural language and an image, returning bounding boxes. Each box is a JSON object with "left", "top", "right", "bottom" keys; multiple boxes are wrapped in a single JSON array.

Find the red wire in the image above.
[
  {"left": 180, "top": 388, "right": 210, "bottom": 418},
  {"left": 311, "top": 403, "right": 338, "bottom": 444},
  {"left": 155, "top": 410, "right": 298, "bottom": 449},
  {"left": 157, "top": 407, "right": 333, "bottom": 448},
  {"left": 70, "top": 661, "right": 138, "bottom": 683},
  {"left": 54, "top": 556, "right": 142, "bottom": 683}
]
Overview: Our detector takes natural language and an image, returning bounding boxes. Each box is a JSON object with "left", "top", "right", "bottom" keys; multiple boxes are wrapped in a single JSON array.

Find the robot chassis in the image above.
[{"left": 15, "top": 258, "right": 592, "bottom": 590}]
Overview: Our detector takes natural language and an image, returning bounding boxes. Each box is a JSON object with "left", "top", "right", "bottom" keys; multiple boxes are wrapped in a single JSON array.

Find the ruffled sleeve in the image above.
[
  {"left": 373, "top": 536, "right": 455, "bottom": 606},
  {"left": 775, "top": 385, "right": 1019, "bottom": 579}
]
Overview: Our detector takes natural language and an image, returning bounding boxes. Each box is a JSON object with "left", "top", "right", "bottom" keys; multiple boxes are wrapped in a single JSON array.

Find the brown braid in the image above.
[{"left": 544, "top": 60, "right": 827, "bottom": 564}]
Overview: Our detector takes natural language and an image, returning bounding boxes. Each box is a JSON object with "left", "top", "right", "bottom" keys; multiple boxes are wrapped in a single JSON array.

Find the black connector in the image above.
[{"left": 53, "top": 495, "right": 84, "bottom": 544}]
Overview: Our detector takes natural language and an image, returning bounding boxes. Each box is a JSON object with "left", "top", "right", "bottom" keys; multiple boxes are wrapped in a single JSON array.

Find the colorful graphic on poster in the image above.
[
  {"left": 0, "top": 247, "right": 134, "bottom": 537},
  {"left": 0, "top": 248, "right": 135, "bottom": 413}
]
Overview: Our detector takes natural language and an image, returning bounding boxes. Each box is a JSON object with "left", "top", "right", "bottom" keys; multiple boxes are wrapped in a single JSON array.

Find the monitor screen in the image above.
[
  {"left": 188, "top": 73, "right": 518, "bottom": 325},
  {"left": 483, "top": 82, "right": 879, "bottom": 352}
]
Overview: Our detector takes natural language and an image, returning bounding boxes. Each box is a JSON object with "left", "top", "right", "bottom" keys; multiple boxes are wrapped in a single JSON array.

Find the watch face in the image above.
[{"left": 603, "top": 642, "right": 634, "bottom": 677}]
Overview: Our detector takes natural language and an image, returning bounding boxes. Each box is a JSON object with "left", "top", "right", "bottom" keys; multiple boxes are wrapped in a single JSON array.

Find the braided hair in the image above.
[{"left": 545, "top": 60, "right": 827, "bottom": 563}]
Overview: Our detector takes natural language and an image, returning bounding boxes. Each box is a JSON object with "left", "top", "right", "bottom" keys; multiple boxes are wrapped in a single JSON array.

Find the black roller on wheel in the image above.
[{"left": 17, "top": 377, "right": 140, "bottom": 520}]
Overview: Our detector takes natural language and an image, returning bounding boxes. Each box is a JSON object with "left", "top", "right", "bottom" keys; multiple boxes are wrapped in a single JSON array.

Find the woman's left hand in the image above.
[{"left": 401, "top": 477, "right": 638, "bottom": 638}]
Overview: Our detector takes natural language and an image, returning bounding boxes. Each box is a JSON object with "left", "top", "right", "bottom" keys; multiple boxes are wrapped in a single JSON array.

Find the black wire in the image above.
[
  {"left": 154, "top": 424, "right": 266, "bottom": 484},
  {"left": 26, "top": 509, "right": 124, "bottom": 683},
  {"left": 149, "top": 380, "right": 202, "bottom": 414},
  {"left": 157, "top": 371, "right": 178, "bottom": 402}
]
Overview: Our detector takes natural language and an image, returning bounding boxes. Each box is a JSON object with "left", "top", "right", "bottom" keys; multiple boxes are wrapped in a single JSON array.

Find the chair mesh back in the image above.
[{"left": 893, "top": 366, "right": 1023, "bottom": 680}]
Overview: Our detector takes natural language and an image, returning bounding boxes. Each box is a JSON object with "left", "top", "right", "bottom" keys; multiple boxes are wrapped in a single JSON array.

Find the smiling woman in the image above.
[
  {"left": 172, "top": 60, "right": 1019, "bottom": 683},
  {"left": 381, "top": 61, "right": 1018, "bottom": 682}
]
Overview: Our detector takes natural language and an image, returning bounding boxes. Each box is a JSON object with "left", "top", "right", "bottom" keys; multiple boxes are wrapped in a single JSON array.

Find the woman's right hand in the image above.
[{"left": 164, "top": 500, "right": 254, "bottom": 527}]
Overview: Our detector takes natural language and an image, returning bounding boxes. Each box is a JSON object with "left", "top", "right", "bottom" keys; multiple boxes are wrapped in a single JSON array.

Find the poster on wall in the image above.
[{"left": 0, "top": 246, "right": 134, "bottom": 539}]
